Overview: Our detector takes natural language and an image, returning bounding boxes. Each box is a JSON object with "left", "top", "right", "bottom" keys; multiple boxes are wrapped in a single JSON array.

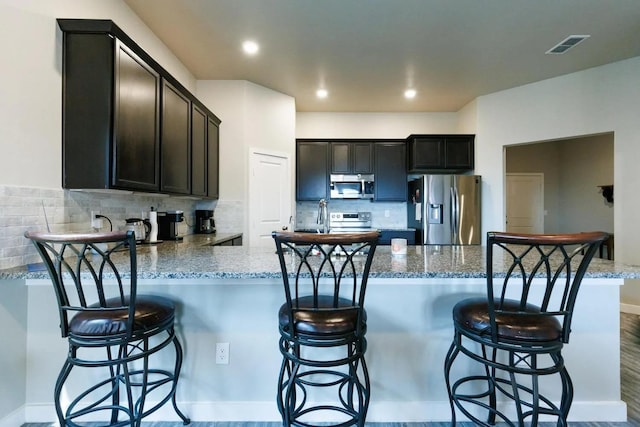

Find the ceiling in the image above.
[{"left": 124, "top": 0, "right": 640, "bottom": 113}]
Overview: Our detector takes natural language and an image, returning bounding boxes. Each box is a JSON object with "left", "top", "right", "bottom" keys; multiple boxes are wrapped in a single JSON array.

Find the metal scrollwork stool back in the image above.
[
  {"left": 272, "top": 231, "right": 379, "bottom": 427},
  {"left": 25, "top": 230, "right": 190, "bottom": 427},
  {"left": 444, "top": 231, "right": 608, "bottom": 426}
]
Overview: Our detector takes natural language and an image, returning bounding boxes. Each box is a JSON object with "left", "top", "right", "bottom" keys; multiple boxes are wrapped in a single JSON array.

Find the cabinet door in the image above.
[
  {"left": 330, "top": 143, "right": 350, "bottom": 173},
  {"left": 191, "top": 104, "right": 207, "bottom": 196},
  {"left": 330, "top": 142, "right": 373, "bottom": 174},
  {"left": 353, "top": 143, "right": 373, "bottom": 174},
  {"left": 113, "top": 41, "right": 160, "bottom": 191},
  {"left": 374, "top": 142, "right": 407, "bottom": 201},
  {"left": 445, "top": 136, "right": 474, "bottom": 169},
  {"left": 62, "top": 33, "right": 114, "bottom": 190},
  {"left": 297, "top": 141, "right": 329, "bottom": 200},
  {"left": 207, "top": 117, "right": 220, "bottom": 199},
  {"left": 161, "top": 80, "right": 191, "bottom": 194},
  {"left": 407, "top": 136, "right": 444, "bottom": 172}
]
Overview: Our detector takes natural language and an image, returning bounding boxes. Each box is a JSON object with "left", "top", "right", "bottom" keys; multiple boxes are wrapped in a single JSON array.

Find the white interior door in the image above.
[
  {"left": 506, "top": 173, "right": 544, "bottom": 233},
  {"left": 249, "top": 149, "right": 291, "bottom": 247}
]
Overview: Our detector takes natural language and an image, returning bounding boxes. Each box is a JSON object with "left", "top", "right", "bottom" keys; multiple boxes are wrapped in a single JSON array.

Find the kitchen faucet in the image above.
[{"left": 316, "top": 198, "right": 329, "bottom": 233}]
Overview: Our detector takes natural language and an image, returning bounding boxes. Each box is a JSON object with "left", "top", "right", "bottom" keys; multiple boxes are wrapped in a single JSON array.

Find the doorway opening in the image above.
[{"left": 504, "top": 132, "right": 614, "bottom": 236}]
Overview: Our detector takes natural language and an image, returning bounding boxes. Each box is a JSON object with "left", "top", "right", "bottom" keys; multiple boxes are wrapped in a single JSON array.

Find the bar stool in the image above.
[
  {"left": 444, "top": 231, "right": 608, "bottom": 426},
  {"left": 25, "top": 230, "right": 190, "bottom": 426},
  {"left": 272, "top": 231, "right": 379, "bottom": 427}
]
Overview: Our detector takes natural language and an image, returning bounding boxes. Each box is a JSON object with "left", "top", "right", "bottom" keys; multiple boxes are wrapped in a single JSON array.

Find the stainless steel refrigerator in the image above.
[{"left": 408, "top": 175, "right": 481, "bottom": 245}]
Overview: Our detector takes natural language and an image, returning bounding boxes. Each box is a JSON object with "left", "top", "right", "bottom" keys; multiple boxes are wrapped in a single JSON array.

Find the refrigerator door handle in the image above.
[
  {"left": 450, "top": 187, "right": 456, "bottom": 243},
  {"left": 451, "top": 186, "right": 460, "bottom": 243}
]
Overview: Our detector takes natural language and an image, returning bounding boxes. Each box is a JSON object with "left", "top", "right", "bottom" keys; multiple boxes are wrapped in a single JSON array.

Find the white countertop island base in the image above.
[{"left": 21, "top": 274, "right": 625, "bottom": 423}]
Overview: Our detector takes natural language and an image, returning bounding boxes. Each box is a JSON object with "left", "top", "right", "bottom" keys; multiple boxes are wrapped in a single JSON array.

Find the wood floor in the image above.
[{"left": 22, "top": 313, "right": 640, "bottom": 427}]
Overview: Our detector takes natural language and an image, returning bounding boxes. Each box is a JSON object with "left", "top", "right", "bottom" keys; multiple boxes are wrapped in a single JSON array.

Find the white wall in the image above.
[
  {"left": 475, "top": 57, "right": 640, "bottom": 307},
  {"left": 296, "top": 112, "right": 461, "bottom": 139},
  {"left": 196, "top": 80, "right": 296, "bottom": 237},
  {"left": 557, "top": 135, "right": 614, "bottom": 233},
  {"left": 476, "top": 57, "right": 640, "bottom": 262}
]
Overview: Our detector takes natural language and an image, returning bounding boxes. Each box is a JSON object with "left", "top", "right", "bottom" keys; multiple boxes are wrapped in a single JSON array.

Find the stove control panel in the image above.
[{"left": 329, "top": 211, "right": 372, "bottom": 230}]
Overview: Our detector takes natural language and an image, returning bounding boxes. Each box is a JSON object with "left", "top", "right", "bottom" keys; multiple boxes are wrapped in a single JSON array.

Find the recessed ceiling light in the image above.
[
  {"left": 316, "top": 89, "right": 328, "bottom": 99},
  {"left": 404, "top": 89, "right": 417, "bottom": 99},
  {"left": 242, "top": 40, "right": 259, "bottom": 55}
]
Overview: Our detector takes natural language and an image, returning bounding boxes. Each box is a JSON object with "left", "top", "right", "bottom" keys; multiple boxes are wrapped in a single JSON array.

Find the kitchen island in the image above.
[{"left": 1, "top": 234, "right": 638, "bottom": 425}]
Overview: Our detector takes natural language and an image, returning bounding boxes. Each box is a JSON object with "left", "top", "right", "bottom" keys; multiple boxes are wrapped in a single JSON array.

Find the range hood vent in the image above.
[{"left": 546, "top": 35, "right": 590, "bottom": 54}]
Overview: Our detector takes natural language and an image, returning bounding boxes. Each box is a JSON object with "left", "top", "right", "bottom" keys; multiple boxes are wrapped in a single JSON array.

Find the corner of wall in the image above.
[{"left": 456, "top": 99, "right": 478, "bottom": 134}]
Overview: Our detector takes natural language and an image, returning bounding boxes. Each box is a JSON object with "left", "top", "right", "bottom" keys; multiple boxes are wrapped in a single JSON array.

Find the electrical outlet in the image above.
[
  {"left": 216, "top": 342, "right": 230, "bottom": 365},
  {"left": 91, "top": 211, "right": 103, "bottom": 229}
]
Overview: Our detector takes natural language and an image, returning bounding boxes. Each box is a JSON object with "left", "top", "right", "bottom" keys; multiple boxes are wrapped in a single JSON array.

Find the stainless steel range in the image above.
[{"left": 329, "top": 211, "right": 372, "bottom": 233}]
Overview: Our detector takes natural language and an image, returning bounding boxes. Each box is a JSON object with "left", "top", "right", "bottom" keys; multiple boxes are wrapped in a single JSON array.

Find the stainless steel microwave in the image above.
[{"left": 330, "top": 174, "right": 375, "bottom": 199}]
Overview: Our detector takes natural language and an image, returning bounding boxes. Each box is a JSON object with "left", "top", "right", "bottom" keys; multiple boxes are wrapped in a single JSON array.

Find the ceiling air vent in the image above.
[{"left": 545, "top": 35, "right": 590, "bottom": 54}]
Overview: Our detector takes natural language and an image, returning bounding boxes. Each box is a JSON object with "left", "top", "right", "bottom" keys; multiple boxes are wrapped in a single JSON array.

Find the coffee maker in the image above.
[
  {"left": 157, "top": 210, "right": 184, "bottom": 240},
  {"left": 195, "top": 209, "right": 216, "bottom": 234}
]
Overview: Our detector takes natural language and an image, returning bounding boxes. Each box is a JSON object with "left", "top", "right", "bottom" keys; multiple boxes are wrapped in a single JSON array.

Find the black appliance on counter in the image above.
[
  {"left": 158, "top": 211, "right": 184, "bottom": 241},
  {"left": 195, "top": 210, "right": 216, "bottom": 234}
]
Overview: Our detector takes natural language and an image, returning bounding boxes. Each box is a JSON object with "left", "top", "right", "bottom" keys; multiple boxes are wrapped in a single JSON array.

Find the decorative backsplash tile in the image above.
[
  {"left": 295, "top": 199, "right": 408, "bottom": 231},
  {"left": 0, "top": 185, "right": 221, "bottom": 270}
]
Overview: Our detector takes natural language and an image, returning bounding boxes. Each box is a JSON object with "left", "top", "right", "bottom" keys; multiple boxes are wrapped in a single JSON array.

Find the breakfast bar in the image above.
[{"left": 2, "top": 234, "right": 638, "bottom": 424}]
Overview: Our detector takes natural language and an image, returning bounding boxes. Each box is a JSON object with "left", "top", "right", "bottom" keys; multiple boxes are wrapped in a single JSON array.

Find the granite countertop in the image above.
[{"left": 5, "top": 233, "right": 640, "bottom": 281}]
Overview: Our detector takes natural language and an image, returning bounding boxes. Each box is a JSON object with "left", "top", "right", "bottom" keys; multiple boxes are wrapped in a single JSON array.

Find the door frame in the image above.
[{"left": 248, "top": 147, "right": 293, "bottom": 247}]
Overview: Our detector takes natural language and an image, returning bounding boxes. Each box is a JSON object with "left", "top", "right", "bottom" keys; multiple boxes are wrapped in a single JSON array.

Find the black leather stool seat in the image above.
[
  {"left": 453, "top": 297, "right": 562, "bottom": 342},
  {"left": 69, "top": 295, "right": 175, "bottom": 337},
  {"left": 279, "top": 295, "right": 366, "bottom": 336}
]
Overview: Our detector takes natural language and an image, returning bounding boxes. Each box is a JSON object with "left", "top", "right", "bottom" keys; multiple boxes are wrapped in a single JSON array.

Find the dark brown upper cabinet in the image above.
[
  {"left": 61, "top": 30, "right": 161, "bottom": 191},
  {"left": 191, "top": 104, "right": 208, "bottom": 197},
  {"left": 207, "top": 116, "right": 220, "bottom": 199},
  {"left": 330, "top": 142, "right": 373, "bottom": 174},
  {"left": 58, "top": 19, "right": 221, "bottom": 198},
  {"left": 191, "top": 102, "right": 221, "bottom": 199},
  {"left": 374, "top": 141, "right": 407, "bottom": 202},
  {"left": 407, "top": 134, "right": 475, "bottom": 172},
  {"left": 296, "top": 141, "right": 329, "bottom": 201},
  {"left": 112, "top": 41, "right": 161, "bottom": 191},
  {"left": 161, "top": 80, "right": 191, "bottom": 195}
]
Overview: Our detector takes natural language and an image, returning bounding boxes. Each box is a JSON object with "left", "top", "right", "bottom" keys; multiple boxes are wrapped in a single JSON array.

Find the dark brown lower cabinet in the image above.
[{"left": 215, "top": 236, "right": 243, "bottom": 246}]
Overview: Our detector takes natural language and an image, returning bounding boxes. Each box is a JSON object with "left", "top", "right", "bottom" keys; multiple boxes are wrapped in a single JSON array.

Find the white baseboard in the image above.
[
  {"left": 20, "top": 399, "right": 627, "bottom": 423},
  {"left": 0, "top": 406, "right": 25, "bottom": 427},
  {"left": 621, "top": 302, "right": 640, "bottom": 315}
]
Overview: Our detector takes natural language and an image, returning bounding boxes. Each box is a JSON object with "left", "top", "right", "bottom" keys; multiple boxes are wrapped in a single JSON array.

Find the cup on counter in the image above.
[{"left": 391, "top": 238, "right": 407, "bottom": 256}]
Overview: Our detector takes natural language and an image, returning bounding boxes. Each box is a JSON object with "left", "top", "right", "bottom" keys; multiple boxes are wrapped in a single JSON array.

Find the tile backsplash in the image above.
[
  {"left": 295, "top": 199, "right": 408, "bottom": 231},
  {"left": 0, "top": 185, "right": 236, "bottom": 270}
]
